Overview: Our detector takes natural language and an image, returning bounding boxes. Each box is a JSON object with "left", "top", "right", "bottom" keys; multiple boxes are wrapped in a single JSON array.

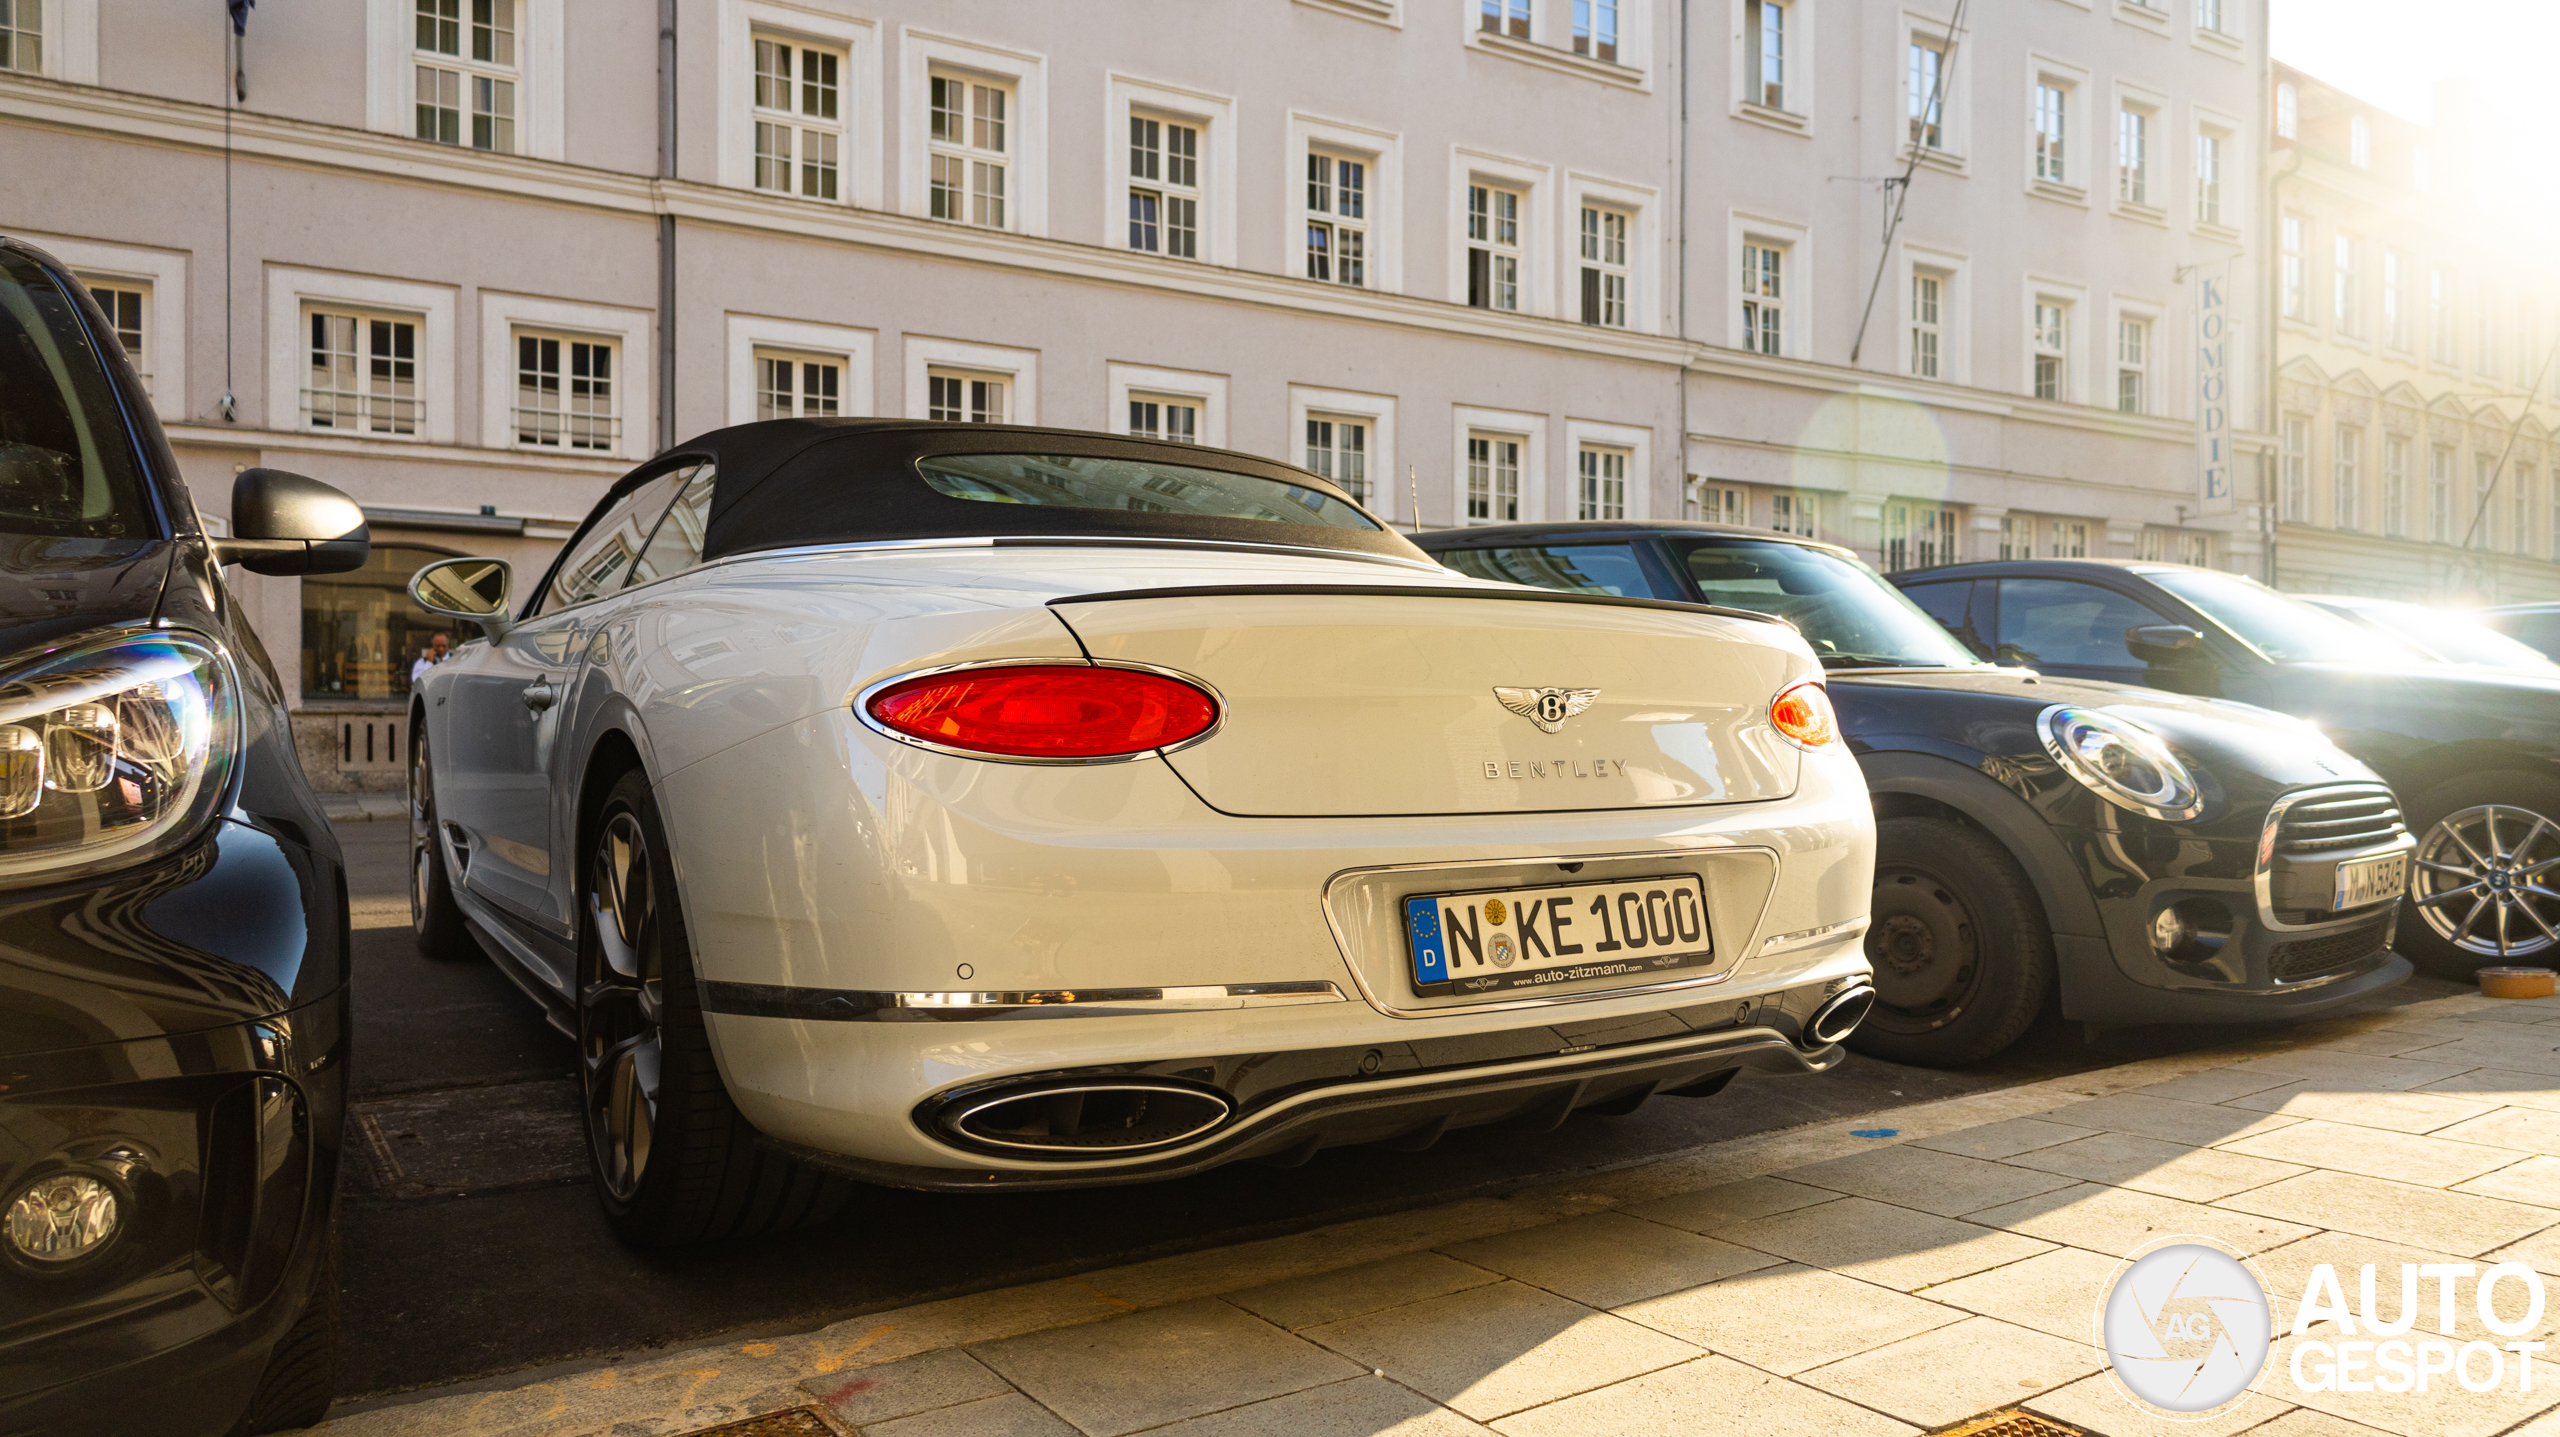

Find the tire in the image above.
[
  {"left": 409, "top": 723, "right": 477, "bottom": 962},
  {"left": 2400, "top": 770, "right": 2560, "bottom": 980},
  {"left": 230, "top": 1230, "right": 337, "bottom": 1435},
  {"left": 579, "top": 768, "right": 854, "bottom": 1248},
  {"left": 1846, "top": 816, "right": 2053, "bottom": 1068}
]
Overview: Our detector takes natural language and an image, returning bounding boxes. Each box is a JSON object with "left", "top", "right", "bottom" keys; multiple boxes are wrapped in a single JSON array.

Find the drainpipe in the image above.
[
  {"left": 1676, "top": 0, "right": 1691, "bottom": 516},
  {"left": 656, "top": 0, "right": 679, "bottom": 455}
]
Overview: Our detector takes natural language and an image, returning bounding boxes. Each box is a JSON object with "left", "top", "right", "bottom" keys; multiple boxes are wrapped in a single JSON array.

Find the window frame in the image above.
[
  {"left": 2382, "top": 431, "right": 2410, "bottom": 537},
  {"left": 2114, "top": 311, "right": 2150, "bottom": 415},
  {"left": 478, "top": 292, "right": 649, "bottom": 460},
  {"left": 2026, "top": 284, "right": 2082, "bottom": 404},
  {"left": 1290, "top": 114, "right": 1401, "bottom": 295},
  {"left": 723, "top": 313, "right": 875, "bottom": 426},
  {"left": 1451, "top": 405, "right": 1545, "bottom": 526},
  {"left": 410, "top": 0, "right": 521, "bottom": 154},
  {"left": 1451, "top": 150, "right": 1551, "bottom": 316},
  {"left": 1728, "top": 0, "right": 1812, "bottom": 130},
  {"left": 2280, "top": 414, "right": 2309, "bottom": 522},
  {"left": 27, "top": 234, "right": 188, "bottom": 420},
  {"left": 2333, "top": 422, "right": 2363, "bottom": 531},
  {"left": 2024, "top": 57, "right": 2090, "bottom": 202},
  {"left": 302, "top": 306, "right": 427, "bottom": 439},
  {"left": 1106, "top": 362, "right": 1229, "bottom": 449},
  {"left": 366, "top": 0, "right": 561, "bottom": 159},
  {"left": 899, "top": 31, "right": 1047, "bottom": 237},
  {"left": 1731, "top": 213, "right": 1809, "bottom": 359},
  {"left": 1108, "top": 75, "right": 1236, "bottom": 266},
  {"left": 2114, "top": 98, "right": 2155, "bottom": 211},
  {"left": 1566, "top": 418, "right": 1651, "bottom": 522},
  {"left": 266, "top": 268, "right": 457, "bottom": 444},
  {"left": 748, "top": 31, "right": 849, "bottom": 202},
  {"left": 507, "top": 329, "right": 622, "bottom": 454},
  {"left": 718, "top": 3, "right": 880, "bottom": 207},
  {"left": 1289, "top": 384, "right": 1398, "bottom": 522}
]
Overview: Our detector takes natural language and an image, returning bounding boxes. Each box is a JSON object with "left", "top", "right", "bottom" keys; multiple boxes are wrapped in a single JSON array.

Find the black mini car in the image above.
[
  {"left": 1892, "top": 559, "right": 2560, "bottom": 978},
  {"left": 0, "top": 237, "right": 367, "bottom": 1433},
  {"left": 1413, "top": 522, "right": 2414, "bottom": 1066}
]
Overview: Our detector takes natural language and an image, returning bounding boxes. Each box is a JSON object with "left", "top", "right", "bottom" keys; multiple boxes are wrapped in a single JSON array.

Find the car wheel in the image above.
[
  {"left": 580, "top": 768, "right": 853, "bottom": 1248},
  {"left": 1847, "top": 816, "right": 2052, "bottom": 1068},
  {"left": 230, "top": 1228, "right": 337, "bottom": 1434},
  {"left": 2402, "top": 771, "right": 2560, "bottom": 979},
  {"left": 409, "top": 725, "right": 476, "bottom": 961}
]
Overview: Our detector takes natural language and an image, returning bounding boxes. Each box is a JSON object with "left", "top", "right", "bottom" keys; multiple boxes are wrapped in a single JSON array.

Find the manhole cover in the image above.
[
  {"left": 1931, "top": 1413, "right": 2085, "bottom": 1437},
  {"left": 673, "top": 1408, "right": 837, "bottom": 1437}
]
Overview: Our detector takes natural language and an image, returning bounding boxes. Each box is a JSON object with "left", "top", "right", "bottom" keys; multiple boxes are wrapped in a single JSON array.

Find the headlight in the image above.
[
  {"left": 0, "top": 630, "right": 238, "bottom": 884},
  {"left": 2038, "top": 704, "right": 2202, "bottom": 821}
]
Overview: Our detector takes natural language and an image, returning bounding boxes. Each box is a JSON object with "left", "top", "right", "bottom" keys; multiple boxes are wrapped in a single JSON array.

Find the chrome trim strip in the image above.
[
  {"left": 694, "top": 534, "right": 1447, "bottom": 574},
  {"left": 699, "top": 980, "right": 1346, "bottom": 1022},
  {"left": 849, "top": 656, "right": 1231, "bottom": 767},
  {"left": 1755, "top": 916, "right": 1871, "bottom": 957},
  {"left": 2254, "top": 782, "right": 2418, "bottom": 935},
  {"left": 946, "top": 1082, "right": 1234, "bottom": 1155}
]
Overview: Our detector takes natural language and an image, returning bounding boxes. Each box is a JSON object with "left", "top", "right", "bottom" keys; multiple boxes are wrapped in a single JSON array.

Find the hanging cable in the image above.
[
  {"left": 1847, "top": 0, "right": 1969, "bottom": 368},
  {"left": 220, "top": 2, "right": 254, "bottom": 422},
  {"left": 2456, "top": 330, "right": 2560, "bottom": 559}
]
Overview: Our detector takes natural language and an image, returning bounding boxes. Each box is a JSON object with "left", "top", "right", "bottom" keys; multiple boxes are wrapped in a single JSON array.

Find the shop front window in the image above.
[{"left": 301, "top": 543, "right": 457, "bottom": 701}]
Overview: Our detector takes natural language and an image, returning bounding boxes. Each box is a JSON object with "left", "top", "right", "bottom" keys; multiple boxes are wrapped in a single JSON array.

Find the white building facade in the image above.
[{"left": 1, "top": 0, "right": 2267, "bottom": 790}]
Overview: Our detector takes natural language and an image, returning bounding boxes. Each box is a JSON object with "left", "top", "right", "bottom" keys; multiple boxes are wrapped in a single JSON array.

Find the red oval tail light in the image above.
[
  {"left": 865, "top": 665, "right": 1219, "bottom": 760},
  {"left": 1770, "top": 680, "right": 1839, "bottom": 750}
]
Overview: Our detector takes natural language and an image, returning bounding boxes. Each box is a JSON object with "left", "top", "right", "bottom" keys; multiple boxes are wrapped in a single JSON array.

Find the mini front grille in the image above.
[
  {"left": 2272, "top": 783, "right": 2406, "bottom": 857},
  {"left": 2270, "top": 912, "right": 2395, "bottom": 980}
]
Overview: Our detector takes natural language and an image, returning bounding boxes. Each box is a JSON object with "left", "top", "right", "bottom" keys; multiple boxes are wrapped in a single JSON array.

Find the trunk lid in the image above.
[{"left": 1051, "top": 584, "right": 1808, "bottom": 817}]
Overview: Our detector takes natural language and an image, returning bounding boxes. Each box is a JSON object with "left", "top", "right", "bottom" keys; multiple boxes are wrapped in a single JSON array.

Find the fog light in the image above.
[
  {"left": 6, "top": 1174, "right": 120, "bottom": 1263},
  {"left": 2150, "top": 907, "right": 2194, "bottom": 953}
]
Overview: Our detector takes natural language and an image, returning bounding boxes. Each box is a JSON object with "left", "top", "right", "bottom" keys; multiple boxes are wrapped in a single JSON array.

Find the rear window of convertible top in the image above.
[{"left": 916, "top": 453, "right": 1378, "bottom": 531}]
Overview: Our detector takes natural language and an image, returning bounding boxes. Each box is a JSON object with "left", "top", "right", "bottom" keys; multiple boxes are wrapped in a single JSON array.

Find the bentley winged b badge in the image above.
[{"left": 1494, "top": 686, "right": 1600, "bottom": 734}]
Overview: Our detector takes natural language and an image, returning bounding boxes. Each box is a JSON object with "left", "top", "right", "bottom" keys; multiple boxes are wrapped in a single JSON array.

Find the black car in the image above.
[
  {"left": 1891, "top": 559, "right": 2560, "bottom": 978},
  {"left": 0, "top": 237, "right": 369, "bottom": 1433},
  {"left": 1412, "top": 522, "right": 2413, "bottom": 1066}
]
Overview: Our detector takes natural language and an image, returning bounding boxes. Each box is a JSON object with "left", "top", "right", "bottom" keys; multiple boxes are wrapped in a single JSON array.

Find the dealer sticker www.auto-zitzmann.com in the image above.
[{"left": 2097, "top": 1235, "right": 2548, "bottom": 1421}]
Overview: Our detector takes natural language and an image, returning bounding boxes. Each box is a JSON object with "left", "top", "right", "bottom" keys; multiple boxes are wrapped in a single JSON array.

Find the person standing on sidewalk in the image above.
[{"left": 409, "top": 631, "right": 449, "bottom": 691}]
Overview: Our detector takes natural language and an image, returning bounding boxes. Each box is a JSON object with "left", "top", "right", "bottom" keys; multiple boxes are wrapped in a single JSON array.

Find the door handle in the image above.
[{"left": 521, "top": 679, "right": 557, "bottom": 713}]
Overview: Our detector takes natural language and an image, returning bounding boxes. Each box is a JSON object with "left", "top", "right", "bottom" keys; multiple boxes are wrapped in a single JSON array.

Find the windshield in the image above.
[
  {"left": 2337, "top": 600, "right": 2560, "bottom": 671},
  {"left": 2146, "top": 569, "right": 2391, "bottom": 664},
  {"left": 0, "top": 252, "right": 152, "bottom": 540},
  {"left": 1677, "top": 538, "right": 1984, "bottom": 668},
  {"left": 917, "top": 453, "right": 1377, "bottom": 530},
  {"left": 1438, "top": 543, "right": 1651, "bottom": 596}
]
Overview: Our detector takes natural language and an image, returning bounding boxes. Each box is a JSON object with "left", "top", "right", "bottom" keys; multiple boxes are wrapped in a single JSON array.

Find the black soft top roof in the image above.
[{"left": 631, "top": 419, "right": 1426, "bottom": 564}]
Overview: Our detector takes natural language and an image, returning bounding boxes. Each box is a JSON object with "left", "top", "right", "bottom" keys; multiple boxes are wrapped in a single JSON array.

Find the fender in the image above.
[{"left": 1856, "top": 749, "right": 2106, "bottom": 940}]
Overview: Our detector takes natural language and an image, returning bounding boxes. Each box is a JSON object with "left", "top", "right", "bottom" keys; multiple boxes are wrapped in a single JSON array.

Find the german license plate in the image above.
[
  {"left": 2334, "top": 851, "right": 2408, "bottom": 910},
  {"left": 1405, "top": 874, "right": 1712, "bottom": 997}
]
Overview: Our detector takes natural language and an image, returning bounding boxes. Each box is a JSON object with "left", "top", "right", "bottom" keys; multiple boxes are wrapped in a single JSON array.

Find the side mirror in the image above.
[
  {"left": 2127, "top": 624, "right": 2206, "bottom": 661},
  {"left": 215, "top": 469, "right": 370, "bottom": 575},
  {"left": 409, "top": 557, "right": 514, "bottom": 639}
]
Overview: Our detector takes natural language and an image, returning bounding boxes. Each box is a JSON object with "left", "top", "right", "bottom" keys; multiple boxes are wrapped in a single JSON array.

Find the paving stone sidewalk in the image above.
[{"left": 310, "top": 988, "right": 2560, "bottom": 1437}]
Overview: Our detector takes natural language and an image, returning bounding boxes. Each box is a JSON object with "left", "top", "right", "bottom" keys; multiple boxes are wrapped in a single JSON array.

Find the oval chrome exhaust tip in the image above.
[
  {"left": 941, "top": 1080, "right": 1233, "bottom": 1155},
  {"left": 1806, "top": 984, "right": 1876, "bottom": 1046}
]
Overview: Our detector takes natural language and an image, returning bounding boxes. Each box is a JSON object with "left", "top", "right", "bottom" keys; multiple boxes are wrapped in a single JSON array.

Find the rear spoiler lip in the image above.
[{"left": 1045, "top": 582, "right": 1794, "bottom": 629}]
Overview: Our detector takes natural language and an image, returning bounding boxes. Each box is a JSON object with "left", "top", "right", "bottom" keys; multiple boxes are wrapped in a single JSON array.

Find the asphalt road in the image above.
[{"left": 329, "top": 815, "right": 2362, "bottom": 1402}]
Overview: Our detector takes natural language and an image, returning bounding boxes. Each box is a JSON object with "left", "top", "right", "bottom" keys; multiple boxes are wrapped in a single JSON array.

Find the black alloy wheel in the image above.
[
  {"left": 2404, "top": 771, "right": 2560, "bottom": 977},
  {"left": 575, "top": 768, "right": 853, "bottom": 1247},
  {"left": 1848, "top": 816, "right": 2052, "bottom": 1067},
  {"left": 409, "top": 725, "right": 476, "bottom": 961}
]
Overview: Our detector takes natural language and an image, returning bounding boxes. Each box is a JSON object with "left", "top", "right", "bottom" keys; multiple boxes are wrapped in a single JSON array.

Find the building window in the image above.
[
  {"left": 1481, "top": 0, "right": 1530, "bottom": 39},
  {"left": 754, "top": 349, "right": 842, "bottom": 420},
  {"left": 415, "top": 0, "right": 517, "bottom": 153},
  {"left": 2280, "top": 216, "right": 2307, "bottom": 320},
  {"left": 1127, "top": 394, "right": 1199, "bottom": 444},
  {"left": 2382, "top": 433, "right": 2410, "bottom": 537},
  {"left": 305, "top": 309, "right": 421, "bottom": 435},
  {"left": 1741, "top": 242, "right": 1784, "bottom": 355},
  {"left": 2280, "top": 416, "right": 2309, "bottom": 522},
  {"left": 2196, "top": 0, "right": 2223, "bottom": 32},
  {"left": 1129, "top": 115, "right": 1201, "bottom": 259},
  {"left": 2429, "top": 267, "right": 2453, "bottom": 363},
  {"left": 927, "top": 369, "right": 1006, "bottom": 423},
  {"left": 301, "top": 544, "right": 456, "bottom": 702},
  {"left": 2333, "top": 425, "right": 2362, "bottom": 531},
  {"left": 1771, "top": 491, "right": 1816, "bottom": 537},
  {"left": 2032, "top": 300, "right": 2067, "bottom": 401},
  {"left": 2473, "top": 453, "right": 2497, "bottom": 548},
  {"left": 1746, "top": 0, "right": 1786, "bottom": 110},
  {"left": 1305, "top": 151, "right": 1367, "bottom": 287},
  {"left": 2194, "top": 130, "right": 2223, "bottom": 226},
  {"left": 1466, "top": 184, "right": 1522, "bottom": 312},
  {"left": 1577, "top": 447, "right": 1628, "bottom": 520},
  {"left": 2332, "top": 234, "right": 2360, "bottom": 337},
  {"left": 2513, "top": 467, "right": 2534, "bottom": 555},
  {"left": 1883, "top": 503, "right": 1956, "bottom": 573},
  {"left": 2429, "top": 444, "right": 2454, "bottom": 542},
  {"left": 1571, "top": 0, "right": 1617, "bottom": 60},
  {"left": 2034, "top": 83, "right": 2068, "bottom": 185},
  {"left": 2349, "top": 113, "right": 2371, "bottom": 169},
  {"left": 514, "top": 332, "right": 618, "bottom": 451},
  {"left": 0, "top": 0, "right": 39, "bottom": 74},
  {"left": 751, "top": 36, "right": 843, "bottom": 201},
  {"left": 1579, "top": 205, "right": 1630, "bottom": 328},
  {"left": 85, "top": 281, "right": 148, "bottom": 394},
  {"left": 2116, "top": 317, "right": 2148, "bottom": 414},
  {"left": 1910, "top": 270, "right": 1943, "bottom": 379},
  {"left": 2381, "top": 251, "right": 2408, "bottom": 350},
  {"left": 1305, "top": 415, "right": 1369, "bottom": 503},
  {"left": 1996, "top": 515, "right": 2031, "bottom": 559},
  {"left": 1908, "top": 39, "right": 1946, "bottom": 149},
  {"left": 1466, "top": 434, "right": 1521, "bottom": 522},
  {"left": 928, "top": 73, "right": 1009, "bottom": 229},
  {"left": 2116, "top": 106, "right": 2149, "bottom": 206},
  {"left": 2275, "top": 81, "right": 2297, "bottom": 140},
  {"left": 1697, "top": 482, "right": 1744, "bottom": 525},
  {"left": 2046, "top": 520, "right": 2089, "bottom": 558}
]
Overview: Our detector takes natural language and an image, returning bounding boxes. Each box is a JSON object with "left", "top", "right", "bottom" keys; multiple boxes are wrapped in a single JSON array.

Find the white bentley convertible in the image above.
[{"left": 406, "top": 421, "right": 1877, "bottom": 1246}]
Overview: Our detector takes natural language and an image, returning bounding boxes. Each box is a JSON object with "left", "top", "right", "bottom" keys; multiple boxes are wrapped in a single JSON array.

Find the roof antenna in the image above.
[{"left": 1409, "top": 464, "right": 1420, "bottom": 534}]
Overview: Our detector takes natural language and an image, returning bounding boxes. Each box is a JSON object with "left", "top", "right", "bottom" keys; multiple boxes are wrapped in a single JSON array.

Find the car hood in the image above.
[
  {"left": 1828, "top": 666, "right": 2379, "bottom": 825},
  {"left": 0, "top": 531, "right": 171, "bottom": 659}
]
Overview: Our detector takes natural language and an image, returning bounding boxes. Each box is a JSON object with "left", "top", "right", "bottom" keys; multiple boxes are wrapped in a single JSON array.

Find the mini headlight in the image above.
[
  {"left": 4, "top": 1174, "right": 121, "bottom": 1263},
  {"left": 2038, "top": 704, "right": 2203, "bottom": 821},
  {"left": 0, "top": 630, "right": 237, "bottom": 884}
]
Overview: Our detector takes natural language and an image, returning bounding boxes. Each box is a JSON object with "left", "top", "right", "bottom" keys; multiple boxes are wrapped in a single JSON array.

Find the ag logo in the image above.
[
  {"left": 2100, "top": 1239, "right": 2273, "bottom": 1416},
  {"left": 1494, "top": 686, "right": 1600, "bottom": 734}
]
